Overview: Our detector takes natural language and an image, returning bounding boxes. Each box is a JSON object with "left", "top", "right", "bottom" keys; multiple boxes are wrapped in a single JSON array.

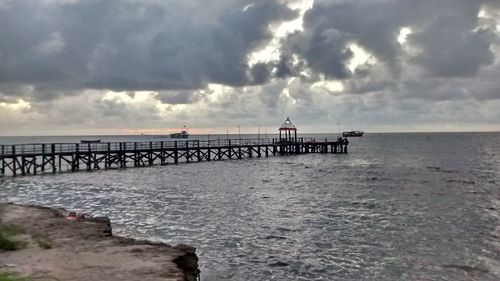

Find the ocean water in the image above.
[{"left": 0, "top": 133, "right": 499, "bottom": 280}]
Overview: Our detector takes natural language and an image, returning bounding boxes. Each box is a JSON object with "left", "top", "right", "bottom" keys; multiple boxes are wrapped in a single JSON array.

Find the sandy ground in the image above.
[{"left": 0, "top": 203, "right": 199, "bottom": 281}]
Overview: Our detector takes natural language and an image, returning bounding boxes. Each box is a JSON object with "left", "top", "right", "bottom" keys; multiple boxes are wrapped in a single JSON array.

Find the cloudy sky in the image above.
[{"left": 1, "top": 0, "right": 499, "bottom": 135}]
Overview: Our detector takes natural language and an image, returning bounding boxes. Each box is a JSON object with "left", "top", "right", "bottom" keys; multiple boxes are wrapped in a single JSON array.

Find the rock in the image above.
[{"left": 0, "top": 203, "right": 200, "bottom": 281}]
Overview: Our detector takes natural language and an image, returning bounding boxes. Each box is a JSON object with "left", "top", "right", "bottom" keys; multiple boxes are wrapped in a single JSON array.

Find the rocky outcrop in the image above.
[{"left": 0, "top": 203, "right": 200, "bottom": 281}]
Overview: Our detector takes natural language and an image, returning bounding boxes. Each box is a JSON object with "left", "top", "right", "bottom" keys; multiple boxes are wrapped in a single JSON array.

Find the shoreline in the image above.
[{"left": 0, "top": 203, "right": 199, "bottom": 281}]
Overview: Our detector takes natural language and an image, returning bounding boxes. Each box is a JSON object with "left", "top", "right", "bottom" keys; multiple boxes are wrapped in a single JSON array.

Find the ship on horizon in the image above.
[
  {"left": 342, "top": 130, "right": 364, "bottom": 137},
  {"left": 170, "top": 126, "right": 189, "bottom": 139}
]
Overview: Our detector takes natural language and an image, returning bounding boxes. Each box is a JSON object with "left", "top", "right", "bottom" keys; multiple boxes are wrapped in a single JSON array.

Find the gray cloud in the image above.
[
  {"left": 0, "top": 0, "right": 296, "bottom": 97},
  {"left": 280, "top": 0, "right": 497, "bottom": 81},
  {"left": 156, "top": 90, "right": 203, "bottom": 105},
  {"left": 409, "top": 13, "right": 494, "bottom": 77}
]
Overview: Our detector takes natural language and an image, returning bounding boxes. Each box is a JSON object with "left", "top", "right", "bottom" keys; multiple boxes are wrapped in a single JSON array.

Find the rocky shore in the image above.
[{"left": 0, "top": 203, "right": 199, "bottom": 281}]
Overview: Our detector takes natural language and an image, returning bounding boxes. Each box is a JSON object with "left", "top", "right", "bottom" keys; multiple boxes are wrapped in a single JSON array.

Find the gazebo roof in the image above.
[{"left": 279, "top": 117, "right": 297, "bottom": 131}]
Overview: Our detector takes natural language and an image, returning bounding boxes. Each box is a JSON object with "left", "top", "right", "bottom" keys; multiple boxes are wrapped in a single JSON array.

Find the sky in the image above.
[{"left": 0, "top": 0, "right": 499, "bottom": 136}]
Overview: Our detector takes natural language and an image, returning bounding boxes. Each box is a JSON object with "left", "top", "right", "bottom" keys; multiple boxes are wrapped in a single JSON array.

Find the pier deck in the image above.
[{"left": 0, "top": 138, "right": 348, "bottom": 177}]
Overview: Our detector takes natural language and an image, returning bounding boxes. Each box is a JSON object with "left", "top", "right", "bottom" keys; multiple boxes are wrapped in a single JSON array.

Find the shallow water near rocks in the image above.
[{"left": 1, "top": 133, "right": 499, "bottom": 280}]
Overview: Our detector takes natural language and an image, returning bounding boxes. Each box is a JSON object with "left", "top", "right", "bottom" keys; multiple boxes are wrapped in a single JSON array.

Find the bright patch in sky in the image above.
[
  {"left": 206, "top": 83, "right": 231, "bottom": 103},
  {"left": 102, "top": 91, "right": 155, "bottom": 103},
  {"left": 281, "top": 88, "right": 296, "bottom": 105},
  {"left": 0, "top": 99, "right": 31, "bottom": 111},
  {"left": 347, "top": 43, "right": 376, "bottom": 72},
  {"left": 248, "top": 0, "right": 313, "bottom": 65},
  {"left": 397, "top": 27, "right": 412, "bottom": 44},
  {"left": 312, "top": 80, "right": 344, "bottom": 92},
  {"left": 242, "top": 3, "right": 254, "bottom": 11}
]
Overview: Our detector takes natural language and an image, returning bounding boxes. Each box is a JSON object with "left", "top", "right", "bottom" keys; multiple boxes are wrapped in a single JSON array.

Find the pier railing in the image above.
[{"left": 0, "top": 137, "right": 321, "bottom": 156}]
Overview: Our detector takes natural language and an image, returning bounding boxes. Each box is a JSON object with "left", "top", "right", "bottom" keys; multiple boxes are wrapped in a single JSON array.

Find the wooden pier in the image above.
[{"left": 0, "top": 138, "right": 348, "bottom": 177}]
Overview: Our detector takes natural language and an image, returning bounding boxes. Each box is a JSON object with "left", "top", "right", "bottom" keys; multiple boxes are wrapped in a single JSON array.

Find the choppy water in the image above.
[{"left": 1, "top": 133, "right": 499, "bottom": 280}]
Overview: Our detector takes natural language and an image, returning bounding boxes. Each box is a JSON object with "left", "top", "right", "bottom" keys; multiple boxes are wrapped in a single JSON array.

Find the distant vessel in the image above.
[
  {"left": 170, "top": 126, "right": 189, "bottom": 139},
  {"left": 342, "top": 131, "right": 364, "bottom": 137},
  {"left": 80, "top": 140, "right": 101, "bottom": 144}
]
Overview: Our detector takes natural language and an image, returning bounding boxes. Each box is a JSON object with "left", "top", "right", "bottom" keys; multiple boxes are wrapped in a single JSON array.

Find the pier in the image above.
[{"left": 0, "top": 138, "right": 348, "bottom": 177}]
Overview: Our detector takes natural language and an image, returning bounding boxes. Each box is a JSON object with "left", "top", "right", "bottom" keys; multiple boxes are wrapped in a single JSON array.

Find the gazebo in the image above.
[{"left": 279, "top": 117, "right": 297, "bottom": 143}]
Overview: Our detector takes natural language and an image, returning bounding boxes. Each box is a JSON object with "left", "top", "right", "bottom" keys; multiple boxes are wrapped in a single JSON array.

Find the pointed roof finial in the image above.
[{"left": 279, "top": 117, "right": 297, "bottom": 130}]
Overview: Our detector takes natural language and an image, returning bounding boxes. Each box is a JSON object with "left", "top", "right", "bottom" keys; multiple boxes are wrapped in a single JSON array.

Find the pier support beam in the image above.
[{"left": 174, "top": 141, "right": 179, "bottom": 164}]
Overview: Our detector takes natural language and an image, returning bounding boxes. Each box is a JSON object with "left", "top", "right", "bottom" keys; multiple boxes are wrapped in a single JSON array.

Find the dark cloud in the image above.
[
  {"left": 274, "top": 55, "right": 295, "bottom": 78},
  {"left": 249, "top": 63, "right": 273, "bottom": 84},
  {"left": 409, "top": 15, "right": 494, "bottom": 77},
  {"left": 279, "top": 0, "right": 405, "bottom": 79},
  {"left": 284, "top": 28, "right": 352, "bottom": 79},
  {"left": 258, "top": 79, "right": 287, "bottom": 109},
  {"left": 157, "top": 90, "right": 200, "bottom": 105},
  {"left": 0, "top": 0, "right": 297, "bottom": 96},
  {"left": 280, "top": 0, "right": 497, "bottom": 81}
]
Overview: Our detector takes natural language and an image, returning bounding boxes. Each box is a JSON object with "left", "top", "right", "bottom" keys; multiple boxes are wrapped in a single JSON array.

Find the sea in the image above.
[{"left": 0, "top": 132, "right": 499, "bottom": 280}]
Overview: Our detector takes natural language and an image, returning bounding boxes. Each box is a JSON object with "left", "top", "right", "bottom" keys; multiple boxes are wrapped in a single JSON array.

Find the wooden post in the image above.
[
  {"left": 51, "top": 144, "right": 56, "bottom": 173},
  {"left": 58, "top": 145, "right": 62, "bottom": 172},
  {"left": 148, "top": 141, "right": 153, "bottom": 166},
  {"left": 174, "top": 141, "right": 179, "bottom": 164},
  {"left": 122, "top": 142, "right": 127, "bottom": 167},
  {"left": 144, "top": 142, "right": 151, "bottom": 165},
  {"left": 12, "top": 146, "right": 17, "bottom": 176},
  {"left": 86, "top": 143, "right": 92, "bottom": 170},
  {"left": 93, "top": 144, "right": 98, "bottom": 169},
  {"left": 41, "top": 144, "right": 46, "bottom": 173},
  {"left": 133, "top": 142, "right": 138, "bottom": 166},
  {"left": 228, "top": 140, "right": 232, "bottom": 159},
  {"left": 118, "top": 143, "right": 123, "bottom": 168},
  {"left": 197, "top": 140, "right": 201, "bottom": 162},
  {"left": 73, "top": 144, "right": 80, "bottom": 171},
  {"left": 186, "top": 141, "right": 190, "bottom": 163},
  {"left": 105, "top": 143, "right": 110, "bottom": 169},
  {"left": 160, "top": 142, "right": 165, "bottom": 165},
  {"left": 21, "top": 155, "right": 26, "bottom": 175},
  {"left": 1, "top": 145, "right": 4, "bottom": 176}
]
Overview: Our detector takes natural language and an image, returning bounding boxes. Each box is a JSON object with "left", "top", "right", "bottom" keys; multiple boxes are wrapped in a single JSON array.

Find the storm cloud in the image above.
[
  {"left": 0, "top": 0, "right": 296, "bottom": 94},
  {"left": 280, "top": 0, "right": 497, "bottom": 80}
]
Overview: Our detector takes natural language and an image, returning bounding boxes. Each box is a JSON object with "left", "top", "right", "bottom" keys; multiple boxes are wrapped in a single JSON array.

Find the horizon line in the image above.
[{"left": 0, "top": 130, "right": 499, "bottom": 138}]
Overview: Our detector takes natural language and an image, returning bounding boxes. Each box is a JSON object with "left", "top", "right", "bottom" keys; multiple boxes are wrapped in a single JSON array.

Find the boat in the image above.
[
  {"left": 170, "top": 126, "right": 189, "bottom": 139},
  {"left": 80, "top": 140, "right": 101, "bottom": 144},
  {"left": 342, "top": 130, "right": 364, "bottom": 137}
]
